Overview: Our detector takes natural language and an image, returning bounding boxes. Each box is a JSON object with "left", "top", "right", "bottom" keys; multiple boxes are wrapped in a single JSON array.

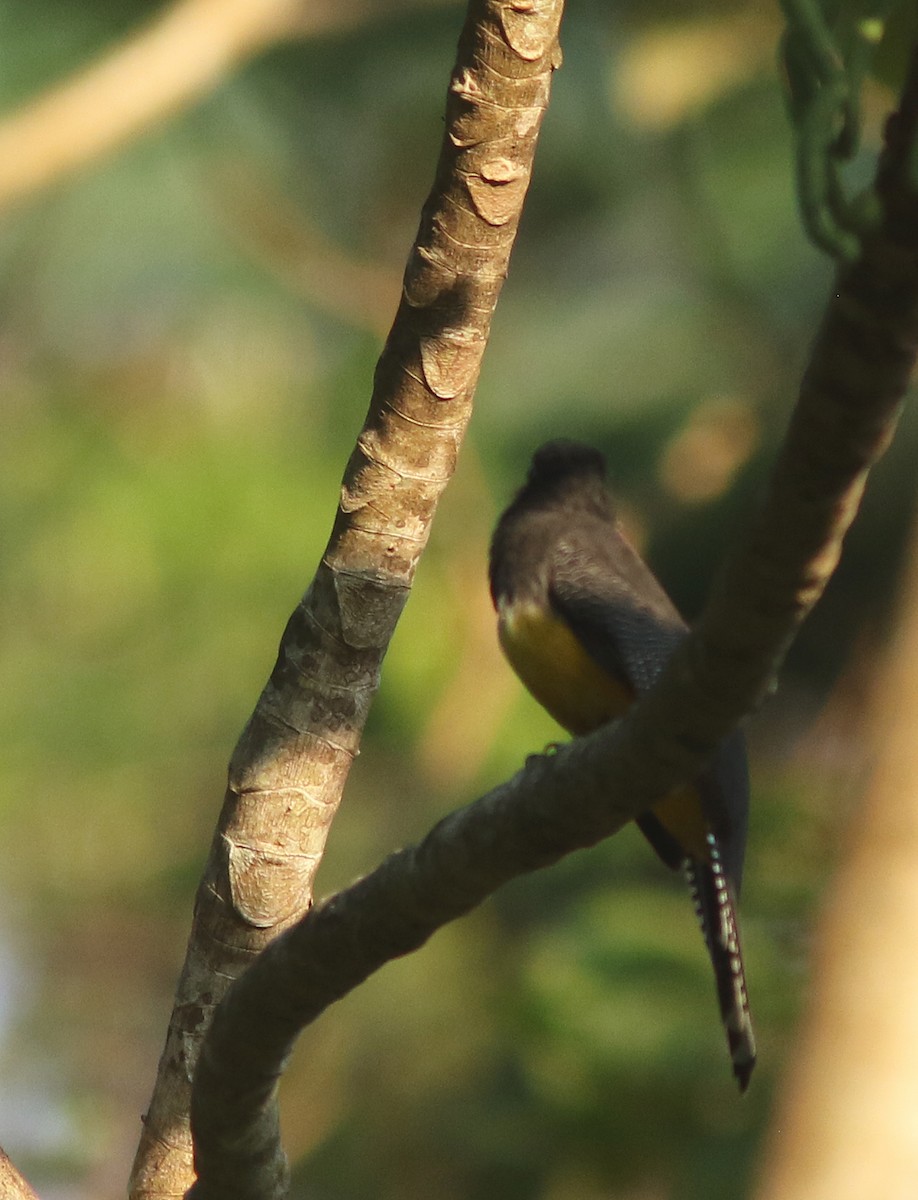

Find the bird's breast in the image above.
[
  {"left": 497, "top": 599, "right": 633, "bottom": 735},
  {"left": 498, "top": 597, "right": 713, "bottom": 865}
]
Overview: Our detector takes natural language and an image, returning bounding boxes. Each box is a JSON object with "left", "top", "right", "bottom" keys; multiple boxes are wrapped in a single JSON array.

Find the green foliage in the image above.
[{"left": 778, "top": 0, "right": 907, "bottom": 259}]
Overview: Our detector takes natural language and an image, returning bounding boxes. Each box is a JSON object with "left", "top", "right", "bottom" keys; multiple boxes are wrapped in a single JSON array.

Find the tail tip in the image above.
[{"left": 733, "top": 1050, "right": 756, "bottom": 1093}]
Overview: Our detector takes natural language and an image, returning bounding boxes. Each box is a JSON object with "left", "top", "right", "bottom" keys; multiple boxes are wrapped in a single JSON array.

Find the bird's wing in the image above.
[
  {"left": 548, "top": 525, "right": 687, "bottom": 695},
  {"left": 549, "top": 522, "right": 750, "bottom": 889}
]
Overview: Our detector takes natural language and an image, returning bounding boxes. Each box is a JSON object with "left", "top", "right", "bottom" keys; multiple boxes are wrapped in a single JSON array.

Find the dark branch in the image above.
[{"left": 186, "top": 34, "right": 918, "bottom": 1200}]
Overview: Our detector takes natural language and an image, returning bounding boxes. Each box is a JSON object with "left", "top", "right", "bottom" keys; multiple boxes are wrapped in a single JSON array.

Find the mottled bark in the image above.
[
  {"left": 0, "top": 1149, "right": 39, "bottom": 1200},
  {"left": 131, "top": 1, "right": 563, "bottom": 1197}
]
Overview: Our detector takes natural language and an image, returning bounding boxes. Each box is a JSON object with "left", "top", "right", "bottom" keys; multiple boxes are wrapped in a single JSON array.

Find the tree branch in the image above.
[
  {"left": 752, "top": 502, "right": 918, "bottom": 1200},
  {"left": 187, "top": 41, "right": 918, "bottom": 1200},
  {"left": 0, "top": 0, "right": 453, "bottom": 217},
  {"left": 130, "top": 0, "right": 563, "bottom": 1196},
  {"left": 0, "top": 1148, "right": 39, "bottom": 1200}
]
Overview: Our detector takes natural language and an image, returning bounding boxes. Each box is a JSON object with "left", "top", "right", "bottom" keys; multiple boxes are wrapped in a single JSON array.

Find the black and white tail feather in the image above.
[{"left": 684, "top": 834, "right": 756, "bottom": 1092}]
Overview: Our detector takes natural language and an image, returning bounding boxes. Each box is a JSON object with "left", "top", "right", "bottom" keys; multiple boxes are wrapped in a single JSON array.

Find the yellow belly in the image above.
[
  {"left": 498, "top": 599, "right": 710, "bottom": 863},
  {"left": 497, "top": 601, "right": 632, "bottom": 736}
]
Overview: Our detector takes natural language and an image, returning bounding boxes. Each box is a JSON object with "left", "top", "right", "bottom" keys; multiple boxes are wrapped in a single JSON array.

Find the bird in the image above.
[{"left": 489, "top": 438, "right": 755, "bottom": 1090}]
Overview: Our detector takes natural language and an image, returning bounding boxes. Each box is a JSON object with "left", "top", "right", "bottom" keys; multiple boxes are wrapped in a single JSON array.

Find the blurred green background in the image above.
[{"left": 0, "top": 1, "right": 914, "bottom": 1198}]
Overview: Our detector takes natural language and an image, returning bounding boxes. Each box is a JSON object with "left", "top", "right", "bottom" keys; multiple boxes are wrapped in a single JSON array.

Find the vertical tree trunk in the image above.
[{"left": 754, "top": 511, "right": 918, "bottom": 1200}]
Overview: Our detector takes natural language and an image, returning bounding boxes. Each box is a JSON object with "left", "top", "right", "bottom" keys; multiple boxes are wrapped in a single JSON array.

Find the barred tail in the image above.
[{"left": 685, "top": 836, "right": 756, "bottom": 1092}]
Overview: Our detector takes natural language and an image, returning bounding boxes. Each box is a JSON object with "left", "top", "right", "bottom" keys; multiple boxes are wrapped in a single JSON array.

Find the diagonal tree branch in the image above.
[
  {"left": 129, "top": 1, "right": 564, "bottom": 1197},
  {"left": 0, "top": 0, "right": 453, "bottom": 217},
  {"left": 186, "top": 41, "right": 918, "bottom": 1200},
  {"left": 0, "top": 1148, "right": 39, "bottom": 1200}
]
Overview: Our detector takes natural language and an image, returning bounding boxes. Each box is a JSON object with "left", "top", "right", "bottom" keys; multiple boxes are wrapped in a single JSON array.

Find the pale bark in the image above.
[
  {"left": 131, "top": 0, "right": 562, "bottom": 1196},
  {"left": 0, "top": 1149, "right": 39, "bottom": 1200},
  {"left": 754, "top": 509, "right": 918, "bottom": 1200}
]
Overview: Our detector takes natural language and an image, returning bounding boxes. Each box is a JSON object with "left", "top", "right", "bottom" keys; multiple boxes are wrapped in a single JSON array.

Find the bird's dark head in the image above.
[
  {"left": 489, "top": 439, "right": 613, "bottom": 602},
  {"left": 502, "top": 439, "right": 614, "bottom": 523},
  {"left": 526, "top": 439, "right": 608, "bottom": 489}
]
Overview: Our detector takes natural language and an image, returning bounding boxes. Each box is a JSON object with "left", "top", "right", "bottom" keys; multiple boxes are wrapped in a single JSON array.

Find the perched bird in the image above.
[{"left": 489, "top": 439, "right": 755, "bottom": 1090}]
